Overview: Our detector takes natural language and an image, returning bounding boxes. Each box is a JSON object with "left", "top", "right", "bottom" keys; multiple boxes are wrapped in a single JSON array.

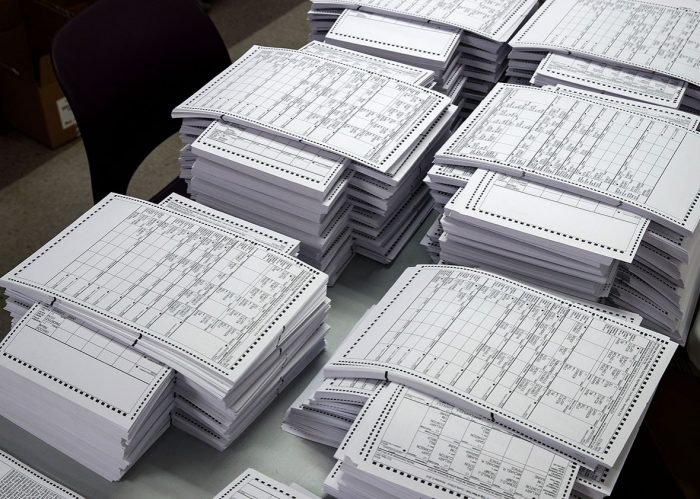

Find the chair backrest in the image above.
[{"left": 52, "top": 0, "right": 231, "bottom": 202}]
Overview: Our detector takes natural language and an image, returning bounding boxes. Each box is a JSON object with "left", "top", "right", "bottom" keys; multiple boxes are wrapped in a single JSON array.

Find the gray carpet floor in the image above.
[{"left": 0, "top": 0, "right": 309, "bottom": 336}]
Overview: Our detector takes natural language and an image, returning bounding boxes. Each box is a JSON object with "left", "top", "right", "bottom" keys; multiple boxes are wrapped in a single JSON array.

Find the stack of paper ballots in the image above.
[
  {"left": 311, "top": 9, "right": 467, "bottom": 109},
  {"left": 0, "top": 194, "right": 330, "bottom": 457},
  {"left": 285, "top": 264, "right": 677, "bottom": 499},
  {"left": 173, "top": 44, "right": 457, "bottom": 283},
  {"left": 421, "top": 163, "right": 474, "bottom": 262},
  {"left": 283, "top": 374, "right": 376, "bottom": 448},
  {"left": 507, "top": 0, "right": 700, "bottom": 116},
  {"left": 429, "top": 83, "right": 700, "bottom": 344},
  {"left": 0, "top": 304, "right": 174, "bottom": 481},
  {"left": 307, "top": 0, "right": 540, "bottom": 117}
]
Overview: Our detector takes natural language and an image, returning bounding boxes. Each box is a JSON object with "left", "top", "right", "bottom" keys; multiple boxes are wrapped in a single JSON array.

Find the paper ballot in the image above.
[
  {"left": 436, "top": 84, "right": 700, "bottom": 233},
  {"left": 159, "top": 194, "right": 300, "bottom": 255},
  {"left": 325, "top": 10, "right": 461, "bottom": 69},
  {"left": 446, "top": 169, "right": 649, "bottom": 263},
  {"left": 299, "top": 41, "right": 434, "bottom": 86},
  {"left": 325, "top": 265, "right": 677, "bottom": 469},
  {"left": 533, "top": 53, "right": 688, "bottom": 108},
  {"left": 214, "top": 469, "right": 320, "bottom": 499},
  {"left": 0, "top": 450, "right": 84, "bottom": 498},
  {"left": 0, "top": 304, "right": 174, "bottom": 480},
  {"left": 546, "top": 85, "right": 700, "bottom": 130},
  {"left": 310, "top": 0, "right": 539, "bottom": 42},
  {"left": 0, "top": 304, "right": 172, "bottom": 430},
  {"left": 0, "top": 194, "right": 327, "bottom": 398},
  {"left": 190, "top": 121, "right": 349, "bottom": 201},
  {"left": 173, "top": 46, "right": 450, "bottom": 173},
  {"left": 511, "top": 0, "right": 700, "bottom": 87},
  {"left": 332, "top": 382, "right": 579, "bottom": 499}
]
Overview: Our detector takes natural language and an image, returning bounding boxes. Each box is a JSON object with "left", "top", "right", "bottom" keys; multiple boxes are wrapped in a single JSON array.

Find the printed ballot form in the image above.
[
  {"left": 0, "top": 450, "right": 84, "bottom": 498},
  {"left": 191, "top": 121, "right": 349, "bottom": 201},
  {"left": 447, "top": 169, "right": 649, "bottom": 263},
  {"left": 311, "top": 0, "right": 539, "bottom": 42},
  {"left": 512, "top": 0, "right": 700, "bottom": 86},
  {"left": 335, "top": 382, "right": 579, "bottom": 499},
  {"left": 159, "top": 194, "right": 300, "bottom": 255},
  {"left": 546, "top": 85, "right": 700, "bottom": 129},
  {"left": 173, "top": 46, "right": 450, "bottom": 173},
  {"left": 326, "top": 265, "right": 677, "bottom": 469},
  {"left": 0, "top": 304, "right": 172, "bottom": 427},
  {"left": 533, "top": 53, "right": 688, "bottom": 108},
  {"left": 0, "top": 194, "right": 327, "bottom": 392},
  {"left": 437, "top": 84, "right": 700, "bottom": 233},
  {"left": 325, "top": 10, "right": 461, "bottom": 69},
  {"left": 300, "top": 41, "right": 434, "bottom": 85}
]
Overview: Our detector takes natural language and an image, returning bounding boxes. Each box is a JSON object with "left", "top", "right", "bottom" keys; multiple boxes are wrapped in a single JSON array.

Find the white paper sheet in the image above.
[
  {"left": 512, "top": 0, "right": 700, "bottom": 86},
  {"left": 214, "top": 468, "right": 320, "bottom": 498},
  {"left": 336, "top": 382, "right": 578, "bottom": 499},
  {"left": 446, "top": 169, "right": 649, "bottom": 262},
  {"left": 0, "top": 195, "right": 327, "bottom": 390},
  {"left": 299, "top": 41, "right": 434, "bottom": 85},
  {"left": 325, "top": 10, "right": 460, "bottom": 68},
  {"left": 159, "top": 194, "right": 300, "bottom": 255},
  {"left": 325, "top": 265, "right": 678, "bottom": 468},
  {"left": 173, "top": 46, "right": 450, "bottom": 173},
  {"left": 534, "top": 53, "right": 688, "bottom": 108},
  {"left": 545, "top": 85, "right": 700, "bottom": 130},
  {"left": 315, "top": 377, "right": 382, "bottom": 403},
  {"left": 0, "top": 304, "right": 172, "bottom": 429},
  {"left": 311, "top": 0, "right": 539, "bottom": 42},
  {"left": 189, "top": 121, "right": 348, "bottom": 201},
  {"left": 0, "top": 450, "right": 84, "bottom": 499},
  {"left": 427, "top": 164, "right": 475, "bottom": 187},
  {"left": 437, "top": 84, "right": 700, "bottom": 233}
]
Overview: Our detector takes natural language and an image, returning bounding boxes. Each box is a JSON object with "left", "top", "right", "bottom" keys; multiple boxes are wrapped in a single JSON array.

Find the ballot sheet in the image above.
[
  {"left": 159, "top": 194, "right": 300, "bottom": 255},
  {"left": 545, "top": 85, "right": 700, "bottom": 130},
  {"left": 325, "top": 265, "right": 677, "bottom": 468},
  {"left": 311, "top": 0, "right": 539, "bottom": 42},
  {"left": 336, "top": 382, "right": 579, "bottom": 499},
  {"left": 190, "top": 120, "right": 349, "bottom": 200},
  {"left": 447, "top": 169, "right": 649, "bottom": 262},
  {"left": 534, "top": 53, "right": 688, "bottom": 108},
  {"left": 512, "top": 0, "right": 700, "bottom": 86},
  {"left": 316, "top": 377, "right": 383, "bottom": 404},
  {"left": 325, "top": 10, "right": 461, "bottom": 68},
  {"left": 436, "top": 84, "right": 700, "bottom": 233},
  {"left": 427, "top": 164, "right": 476, "bottom": 188},
  {"left": 0, "top": 450, "right": 84, "bottom": 499},
  {"left": 214, "top": 468, "right": 320, "bottom": 499},
  {"left": 173, "top": 46, "right": 450, "bottom": 173},
  {"left": 299, "top": 41, "right": 434, "bottom": 85},
  {"left": 0, "top": 194, "right": 327, "bottom": 390},
  {"left": 0, "top": 304, "right": 172, "bottom": 429}
]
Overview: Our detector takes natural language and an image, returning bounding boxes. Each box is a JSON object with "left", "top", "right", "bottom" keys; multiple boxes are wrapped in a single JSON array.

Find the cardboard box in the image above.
[{"left": 0, "top": 42, "right": 79, "bottom": 148}]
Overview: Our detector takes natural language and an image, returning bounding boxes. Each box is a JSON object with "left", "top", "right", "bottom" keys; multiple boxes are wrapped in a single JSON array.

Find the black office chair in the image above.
[{"left": 52, "top": 0, "right": 231, "bottom": 203}]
